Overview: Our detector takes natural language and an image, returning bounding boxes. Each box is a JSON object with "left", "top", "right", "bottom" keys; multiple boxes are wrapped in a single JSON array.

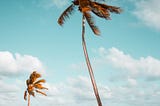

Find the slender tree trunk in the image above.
[
  {"left": 82, "top": 15, "right": 102, "bottom": 106},
  {"left": 28, "top": 94, "right": 30, "bottom": 106}
]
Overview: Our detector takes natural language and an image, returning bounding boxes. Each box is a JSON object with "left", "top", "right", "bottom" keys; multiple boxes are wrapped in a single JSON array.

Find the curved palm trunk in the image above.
[
  {"left": 28, "top": 94, "right": 30, "bottom": 106},
  {"left": 82, "top": 15, "right": 102, "bottom": 106}
]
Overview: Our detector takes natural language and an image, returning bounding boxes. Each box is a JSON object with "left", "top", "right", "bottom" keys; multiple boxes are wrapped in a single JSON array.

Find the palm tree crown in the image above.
[
  {"left": 24, "top": 71, "right": 48, "bottom": 101},
  {"left": 58, "top": 0, "right": 122, "bottom": 35}
]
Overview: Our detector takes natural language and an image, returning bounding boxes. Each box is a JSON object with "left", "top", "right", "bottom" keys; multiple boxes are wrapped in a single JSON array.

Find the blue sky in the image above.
[{"left": 0, "top": 0, "right": 160, "bottom": 106}]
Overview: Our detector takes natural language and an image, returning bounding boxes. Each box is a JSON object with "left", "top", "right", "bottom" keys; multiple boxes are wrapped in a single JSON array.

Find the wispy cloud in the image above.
[
  {"left": 51, "top": 0, "right": 69, "bottom": 8},
  {"left": 133, "top": 0, "right": 160, "bottom": 31},
  {"left": 113, "top": 0, "right": 160, "bottom": 31},
  {"left": 0, "top": 51, "right": 45, "bottom": 77},
  {"left": 37, "top": 0, "right": 69, "bottom": 9}
]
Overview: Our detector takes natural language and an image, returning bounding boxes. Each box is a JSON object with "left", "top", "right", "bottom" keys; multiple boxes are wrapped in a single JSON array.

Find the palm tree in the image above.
[
  {"left": 58, "top": 0, "right": 121, "bottom": 106},
  {"left": 24, "top": 71, "right": 48, "bottom": 106}
]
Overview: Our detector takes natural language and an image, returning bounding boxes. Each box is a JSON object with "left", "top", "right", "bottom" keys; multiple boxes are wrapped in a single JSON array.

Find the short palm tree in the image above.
[
  {"left": 58, "top": 0, "right": 121, "bottom": 106},
  {"left": 24, "top": 71, "right": 48, "bottom": 106}
]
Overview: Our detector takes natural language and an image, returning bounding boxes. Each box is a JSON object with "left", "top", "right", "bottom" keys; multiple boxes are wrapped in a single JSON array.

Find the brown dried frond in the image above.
[
  {"left": 83, "top": 12, "right": 100, "bottom": 35},
  {"left": 29, "top": 91, "right": 35, "bottom": 97},
  {"left": 72, "top": 0, "right": 79, "bottom": 5},
  {"left": 34, "top": 79, "right": 46, "bottom": 85},
  {"left": 28, "top": 85, "right": 35, "bottom": 97},
  {"left": 24, "top": 90, "right": 27, "bottom": 100},
  {"left": 34, "top": 83, "right": 48, "bottom": 90},
  {"left": 32, "top": 71, "right": 41, "bottom": 78},
  {"left": 35, "top": 90, "right": 47, "bottom": 96},
  {"left": 94, "top": 0, "right": 106, "bottom": 1},
  {"left": 94, "top": 2, "right": 122, "bottom": 14},
  {"left": 105, "top": 6, "right": 122, "bottom": 14},
  {"left": 58, "top": 4, "right": 75, "bottom": 26},
  {"left": 29, "top": 71, "right": 41, "bottom": 84},
  {"left": 78, "top": 0, "right": 91, "bottom": 12},
  {"left": 27, "top": 85, "right": 34, "bottom": 93},
  {"left": 35, "top": 72, "right": 41, "bottom": 78},
  {"left": 26, "top": 79, "right": 30, "bottom": 86},
  {"left": 91, "top": 2, "right": 111, "bottom": 20},
  {"left": 79, "top": 0, "right": 90, "bottom": 8},
  {"left": 29, "top": 79, "right": 35, "bottom": 84}
]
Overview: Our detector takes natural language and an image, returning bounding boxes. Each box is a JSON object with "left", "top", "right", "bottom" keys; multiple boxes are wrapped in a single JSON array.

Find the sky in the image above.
[{"left": 0, "top": 0, "right": 160, "bottom": 106}]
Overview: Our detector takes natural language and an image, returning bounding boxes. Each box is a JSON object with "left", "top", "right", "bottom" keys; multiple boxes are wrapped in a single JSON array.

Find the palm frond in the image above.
[
  {"left": 29, "top": 91, "right": 35, "bottom": 97},
  {"left": 58, "top": 4, "right": 75, "bottom": 26},
  {"left": 91, "top": 2, "right": 111, "bottom": 20},
  {"left": 34, "top": 83, "right": 48, "bottom": 90},
  {"left": 94, "top": 2, "right": 122, "bottom": 14},
  {"left": 35, "top": 72, "right": 41, "bottom": 78},
  {"left": 29, "top": 71, "right": 41, "bottom": 84},
  {"left": 94, "top": 0, "right": 106, "bottom": 1},
  {"left": 24, "top": 90, "right": 27, "bottom": 100},
  {"left": 27, "top": 85, "right": 34, "bottom": 94},
  {"left": 78, "top": 0, "right": 91, "bottom": 12},
  {"left": 34, "top": 79, "right": 46, "bottom": 85},
  {"left": 72, "top": 0, "right": 79, "bottom": 5},
  {"left": 94, "top": 0, "right": 106, "bottom": 3},
  {"left": 35, "top": 90, "right": 47, "bottom": 96},
  {"left": 26, "top": 79, "right": 30, "bottom": 86},
  {"left": 83, "top": 12, "right": 100, "bottom": 35}
]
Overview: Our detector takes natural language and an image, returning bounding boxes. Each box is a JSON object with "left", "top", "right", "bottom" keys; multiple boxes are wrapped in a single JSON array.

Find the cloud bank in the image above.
[
  {"left": 0, "top": 51, "right": 45, "bottom": 77},
  {"left": 0, "top": 48, "right": 160, "bottom": 106},
  {"left": 68, "top": 47, "right": 160, "bottom": 106},
  {"left": 23, "top": 75, "right": 160, "bottom": 106},
  {"left": 30, "top": 76, "right": 111, "bottom": 106}
]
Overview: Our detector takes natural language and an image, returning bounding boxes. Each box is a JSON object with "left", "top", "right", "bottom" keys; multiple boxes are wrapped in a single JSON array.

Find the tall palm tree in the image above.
[
  {"left": 24, "top": 71, "right": 48, "bottom": 106},
  {"left": 58, "top": 0, "right": 121, "bottom": 106}
]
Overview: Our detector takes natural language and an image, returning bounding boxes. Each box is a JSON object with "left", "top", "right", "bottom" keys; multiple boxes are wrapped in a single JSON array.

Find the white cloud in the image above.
[
  {"left": 105, "top": 47, "right": 139, "bottom": 74},
  {"left": 133, "top": 0, "right": 160, "bottom": 30},
  {"left": 0, "top": 74, "right": 160, "bottom": 106},
  {"left": 110, "top": 84, "right": 160, "bottom": 106},
  {"left": 1, "top": 47, "right": 160, "bottom": 106},
  {"left": 127, "top": 77, "right": 137, "bottom": 86},
  {"left": 68, "top": 47, "right": 160, "bottom": 106},
  {"left": 104, "top": 47, "right": 160, "bottom": 78},
  {"left": 0, "top": 80, "right": 20, "bottom": 93},
  {"left": 67, "top": 76, "right": 112, "bottom": 100},
  {"left": 38, "top": 76, "right": 160, "bottom": 106},
  {"left": 0, "top": 51, "right": 45, "bottom": 77},
  {"left": 71, "top": 47, "right": 160, "bottom": 78},
  {"left": 31, "top": 76, "right": 112, "bottom": 106},
  {"left": 0, "top": 79, "right": 24, "bottom": 106}
]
